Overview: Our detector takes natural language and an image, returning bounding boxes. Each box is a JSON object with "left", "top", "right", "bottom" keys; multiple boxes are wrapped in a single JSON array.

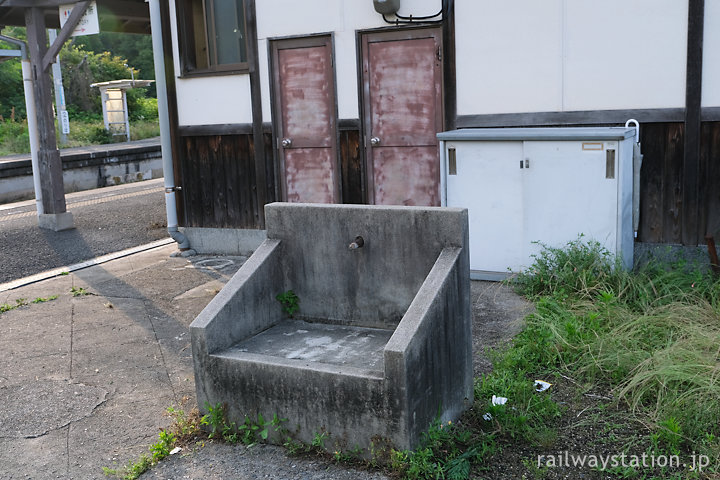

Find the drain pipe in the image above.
[
  {"left": 0, "top": 35, "right": 43, "bottom": 215},
  {"left": 147, "top": 0, "right": 191, "bottom": 251}
]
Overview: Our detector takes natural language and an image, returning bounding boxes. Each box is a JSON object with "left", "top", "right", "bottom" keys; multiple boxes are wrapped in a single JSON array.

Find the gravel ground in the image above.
[
  {"left": 142, "top": 442, "right": 390, "bottom": 480},
  {"left": 0, "top": 180, "right": 167, "bottom": 283}
]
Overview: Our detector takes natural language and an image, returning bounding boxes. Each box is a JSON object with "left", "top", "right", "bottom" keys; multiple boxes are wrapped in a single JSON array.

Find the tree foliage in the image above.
[
  {"left": 0, "top": 57, "right": 24, "bottom": 120},
  {"left": 61, "top": 43, "right": 155, "bottom": 121},
  {"left": 73, "top": 32, "right": 155, "bottom": 85},
  {"left": 0, "top": 27, "right": 27, "bottom": 120},
  {"left": 0, "top": 26, "right": 156, "bottom": 122}
]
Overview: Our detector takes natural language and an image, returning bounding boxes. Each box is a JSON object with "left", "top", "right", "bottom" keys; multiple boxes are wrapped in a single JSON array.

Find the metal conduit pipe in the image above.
[{"left": 147, "top": 0, "right": 190, "bottom": 251}]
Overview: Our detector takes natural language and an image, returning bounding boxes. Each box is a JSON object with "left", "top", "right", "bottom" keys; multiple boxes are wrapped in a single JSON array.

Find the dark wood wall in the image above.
[
  {"left": 177, "top": 126, "right": 362, "bottom": 229},
  {"left": 179, "top": 132, "right": 275, "bottom": 229},
  {"left": 339, "top": 125, "right": 364, "bottom": 204},
  {"left": 639, "top": 121, "right": 720, "bottom": 244}
]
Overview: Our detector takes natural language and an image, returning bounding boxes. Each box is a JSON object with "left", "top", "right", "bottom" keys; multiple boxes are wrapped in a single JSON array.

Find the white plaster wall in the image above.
[
  {"left": 167, "top": 0, "right": 700, "bottom": 124},
  {"left": 563, "top": 0, "right": 687, "bottom": 111},
  {"left": 176, "top": 75, "right": 253, "bottom": 126},
  {"left": 334, "top": 30, "right": 361, "bottom": 119},
  {"left": 256, "top": 0, "right": 442, "bottom": 120},
  {"left": 455, "top": 0, "right": 564, "bottom": 115},
  {"left": 258, "top": 37, "right": 271, "bottom": 123},
  {"left": 702, "top": 0, "right": 720, "bottom": 107},
  {"left": 456, "top": 0, "right": 689, "bottom": 115}
]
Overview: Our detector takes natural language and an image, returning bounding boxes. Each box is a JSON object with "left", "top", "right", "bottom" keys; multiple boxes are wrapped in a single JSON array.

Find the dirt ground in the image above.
[{"left": 470, "top": 280, "right": 531, "bottom": 377}]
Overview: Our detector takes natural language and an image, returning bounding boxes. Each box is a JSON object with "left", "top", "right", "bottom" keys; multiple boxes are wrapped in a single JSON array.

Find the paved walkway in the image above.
[{"left": 0, "top": 244, "right": 244, "bottom": 479}]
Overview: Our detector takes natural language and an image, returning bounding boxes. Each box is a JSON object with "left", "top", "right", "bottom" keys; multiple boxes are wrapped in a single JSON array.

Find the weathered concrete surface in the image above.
[
  {"left": 266, "top": 203, "right": 470, "bottom": 329},
  {"left": 37, "top": 211, "right": 74, "bottom": 231},
  {"left": 225, "top": 319, "right": 394, "bottom": 372},
  {"left": 143, "top": 442, "right": 391, "bottom": 480},
  {"left": 180, "top": 226, "right": 267, "bottom": 256},
  {"left": 471, "top": 280, "right": 533, "bottom": 376},
  {"left": 191, "top": 203, "right": 473, "bottom": 452}
]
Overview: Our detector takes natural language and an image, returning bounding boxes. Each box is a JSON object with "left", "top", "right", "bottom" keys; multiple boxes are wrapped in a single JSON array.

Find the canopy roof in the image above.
[
  {"left": 0, "top": 0, "right": 150, "bottom": 34},
  {"left": 91, "top": 79, "right": 154, "bottom": 89}
]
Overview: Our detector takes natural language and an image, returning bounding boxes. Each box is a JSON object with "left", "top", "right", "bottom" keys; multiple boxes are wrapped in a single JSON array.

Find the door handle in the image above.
[
  {"left": 370, "top": 136, "right": 381, "bottom": 147},
  {"left": 281, "top": 138, "right": 292, "bottom": 148}
]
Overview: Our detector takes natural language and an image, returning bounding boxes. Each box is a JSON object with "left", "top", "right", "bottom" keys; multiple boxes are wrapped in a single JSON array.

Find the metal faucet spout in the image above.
[{"left": 349, "top": 235, "right": 364, "bottom": 250}]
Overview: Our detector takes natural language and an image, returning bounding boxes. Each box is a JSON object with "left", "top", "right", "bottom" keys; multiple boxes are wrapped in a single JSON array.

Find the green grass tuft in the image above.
[{"left": 509, "top": 237, "right": 720, "bottom": 466}]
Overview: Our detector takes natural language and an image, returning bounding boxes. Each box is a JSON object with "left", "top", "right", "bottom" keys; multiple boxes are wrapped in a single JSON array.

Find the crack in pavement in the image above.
[
  {"left": 145, "top": 299, "right": 179, "bottom": 404},
  {"left": 0, "top": 381, "right": 109, "bottom": 440}
]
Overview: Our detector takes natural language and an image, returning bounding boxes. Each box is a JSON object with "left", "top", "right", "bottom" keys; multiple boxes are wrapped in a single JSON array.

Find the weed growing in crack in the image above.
[
  {"left": 199, "top": 402, "right": 288, "bottom": 446},
  {"left": 275, "top": 290, "right": 299, "bottom": 318},
  {"left": 0, "top": 295, "right": 58, "bottom": 315},
  {"left": 390, "top": 417, "right": 498, "bottom": 480},
  {"left": 103, "top": 429, "right": 176, "bottom": 480},
  {"left": 311, "top": 430, "right": 329, "bottom": 450},
  {"left": 165, "top": 405, "right": 201, "bottom": 439},
  {"left": 70, "top": 286, "right": 91, "bottom": 297},
  {"left": 150, "top": 430, "right": 176, "bottom": 461},
  {"left": 32, "top": 295, "right": 58, "bottom": 303},
  {"left": 0, "top": 298, "right": 27, "bottom": 313}
]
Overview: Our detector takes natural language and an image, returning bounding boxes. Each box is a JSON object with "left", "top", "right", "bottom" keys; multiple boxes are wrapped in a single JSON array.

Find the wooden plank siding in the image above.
[
  {"left": 339, "top": 129, "right": 364, "bottom": 204},
  {"left": 179, "top": 133, "right": 275, "bottom": 228},
  {"left": 700, "top": 123, "right": 720, "bottom": 241},
  {"left": 177, "top": 126, "right": 361, "bottom": 229},
  {"left": 638, "top": 122, "right": 720, "bottom": 245},
  {"left": 174, "top": 122, "right": 720, "bottom": 246}
]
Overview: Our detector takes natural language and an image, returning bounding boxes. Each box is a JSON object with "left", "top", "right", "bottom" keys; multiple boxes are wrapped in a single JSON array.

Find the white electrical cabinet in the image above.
[{"left": 438, "top": 127, "right": 635, "bottom": 280}]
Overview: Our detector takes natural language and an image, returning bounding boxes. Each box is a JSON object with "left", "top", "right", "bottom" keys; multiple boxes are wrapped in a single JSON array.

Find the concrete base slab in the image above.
[
  {"left": 634, "top": 241, "right": 712, "bottom": 272},
  {"left": 38, "top": 212, "right": 74, "bottom": 231},
  {"left": 180, "top": 227, "right": 265, "bottom": 256},
  {"left": 220, "top": 319, "right": 393, "bottom": 372}
]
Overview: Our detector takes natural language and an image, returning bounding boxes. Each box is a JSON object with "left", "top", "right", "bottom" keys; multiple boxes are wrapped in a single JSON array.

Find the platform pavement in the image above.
[
  {"left": 0, "top": 242, "right": 398, "bottom": 480},
  {"left": 0, "top": 243, "right": 237, "bottom": 478}
]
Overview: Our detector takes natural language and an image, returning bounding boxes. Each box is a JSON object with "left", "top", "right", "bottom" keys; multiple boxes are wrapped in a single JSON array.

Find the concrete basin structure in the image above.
[{"left": 190, "top": 202, "right": 473, "bottom": 452}]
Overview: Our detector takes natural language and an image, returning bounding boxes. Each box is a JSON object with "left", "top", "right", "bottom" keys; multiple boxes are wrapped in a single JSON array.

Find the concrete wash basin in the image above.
[{"left": 190, "top": 203, "right": 473, "bottom": 452}]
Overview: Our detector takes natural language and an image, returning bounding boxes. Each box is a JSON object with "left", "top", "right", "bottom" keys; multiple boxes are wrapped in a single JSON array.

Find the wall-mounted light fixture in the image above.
[
  {"left": 374, "top": 0, "right": 443, "bottom": 25},
  {"left": 373, "top": 0, "right": 400, "bottom": 15}
]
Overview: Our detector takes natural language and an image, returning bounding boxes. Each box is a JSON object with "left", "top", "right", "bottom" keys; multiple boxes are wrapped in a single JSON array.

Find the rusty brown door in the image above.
[
  {"left": 271, "top": 35, "right": 340, "bottom": 203},
  {"left": 361, "top": 28, "right": 443, "bottom": 206}
]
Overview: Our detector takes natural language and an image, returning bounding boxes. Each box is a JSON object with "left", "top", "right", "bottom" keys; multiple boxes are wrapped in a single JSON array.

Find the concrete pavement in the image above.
[{"left": 0, "top": 243, "right": 247, "bottom": 479}]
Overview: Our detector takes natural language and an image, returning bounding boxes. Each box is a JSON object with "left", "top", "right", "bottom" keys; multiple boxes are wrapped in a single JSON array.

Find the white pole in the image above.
[
  {"left": 48, "top": 29, "right": 68, "bottom": 145},
  {"left": 122, "top": 89, "right": 130, "bottom": 141},
  {"left": 21, "top": 59, "right": 44, "bottom": 215}
]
